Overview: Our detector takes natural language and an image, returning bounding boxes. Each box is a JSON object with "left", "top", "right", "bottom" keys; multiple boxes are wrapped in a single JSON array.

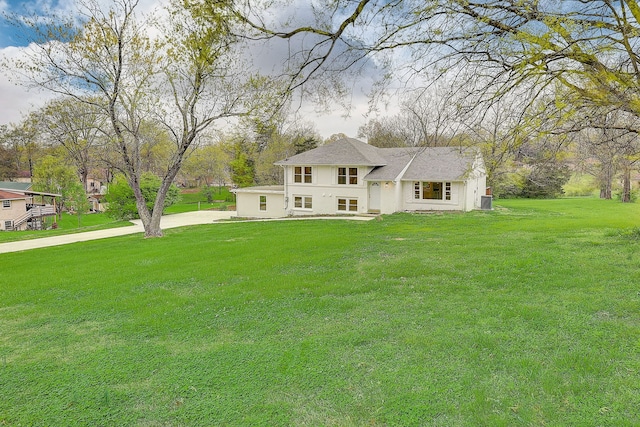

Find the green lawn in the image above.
[
  {"left": 1, "top": 198, "right": 638, "bottom": 426},
  {"left": 0, "top": 212, "right": 131, "bottom": 244},
  {"left": 164, "top": 187, "right": 235, "bottom": 214},
  {"left": 0, "top": 188, "right": 234, "bottom": 244}
]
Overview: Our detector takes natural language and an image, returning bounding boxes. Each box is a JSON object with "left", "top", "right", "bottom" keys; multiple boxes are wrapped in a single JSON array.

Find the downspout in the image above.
[{"left": 281, "top": 164, "right": 289, "bottom": 212}]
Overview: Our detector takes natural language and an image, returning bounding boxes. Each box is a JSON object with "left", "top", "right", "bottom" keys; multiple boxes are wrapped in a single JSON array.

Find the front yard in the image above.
[{"left": 0, "top": 198, "right": 638, "bottom": 425}]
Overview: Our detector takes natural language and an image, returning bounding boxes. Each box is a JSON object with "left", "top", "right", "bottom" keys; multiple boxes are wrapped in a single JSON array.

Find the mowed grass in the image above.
[
  {"left": 0, "top": 198, "right": 639, "bottom": 426},
  {"left": 164, "top": 187, "right": 235, "bottom": 214},
  {"left": 0, "top": 213, "right": 131, "bottom": 244}
]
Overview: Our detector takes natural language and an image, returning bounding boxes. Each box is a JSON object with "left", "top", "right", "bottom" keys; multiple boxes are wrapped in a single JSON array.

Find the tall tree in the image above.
[
  {"left": 6, "top": 0, "right": 276, "bottom": 237},
  {"left": 180, "top": 141, "right": 232, "bottom": 188},
  {"left": 0, "top": 126, "right": 18, "bottom": 179},
  {"left": 37, "top": 98, "right": 105, "bottom": 192},
  {"left": 32, "top": 154, "right": 83, "bottom": 217},
  {"left": 0, "top": 118, "right": 43, "bottom": 178}
]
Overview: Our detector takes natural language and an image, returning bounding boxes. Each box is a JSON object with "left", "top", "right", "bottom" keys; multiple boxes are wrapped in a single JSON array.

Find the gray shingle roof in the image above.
[
  {"left": 401, "top": 147, "right": 477, "bottom": 181},
  {"left": 363, "top": 148, "right": 415, "bottom": 181},
  {"left": 274, "top": 138, "right": 480, "bottom": 182},
  {"left": 364, "top": 147, "right": 478, "bottom": 182},
  {"left": 275, "top": 138, "right": 388, "bottom": 166}
]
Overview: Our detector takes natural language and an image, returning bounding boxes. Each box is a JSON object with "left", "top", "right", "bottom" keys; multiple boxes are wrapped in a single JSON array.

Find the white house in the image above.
[{"left": 234, "top": 138, "right": 487, "bottom": 218}]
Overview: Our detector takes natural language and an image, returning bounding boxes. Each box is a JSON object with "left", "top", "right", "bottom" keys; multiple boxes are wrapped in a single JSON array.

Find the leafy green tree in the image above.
[
  {"left": 0, "top": 126, "right": 18, "bottom": 179},
  {"left": 180, "top": 142, "right": 231, "bottom": 187},
  {"left": 32, "top": 155, "right": 82, "bottom": 217},
  {"left": 67, "top": 182, "right": 91, "bottom": 227},
  {"left": 230, "top": 147, "right": 256, "bottom": 188},
  {"left": 5, "top": 0, "right": 278, "bottom": 237},
  {"left": 515, "top": 137, "right": 572, "bottom": 199},
  {"left": 104, "top": 173, "right": 180, "bottom": 220},
  {"left": 0, "top": 117, "right": 44, "bottom": 178}
]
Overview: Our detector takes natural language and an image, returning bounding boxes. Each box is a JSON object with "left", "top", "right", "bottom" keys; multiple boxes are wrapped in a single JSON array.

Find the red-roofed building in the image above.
[{"left": 0, "top": 189, "right": 59, "bottom": 231}]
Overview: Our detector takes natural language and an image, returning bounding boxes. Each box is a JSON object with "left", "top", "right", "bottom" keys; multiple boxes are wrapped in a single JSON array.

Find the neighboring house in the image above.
[
  {"left": 86, "top": 177, "right": 105, "bottom": 195},
  {"left": 234, "top": 138, "right": 487, "bottom": 218},
  {"left": 0, "top": 188, "right": 59, "bottom": 231}
]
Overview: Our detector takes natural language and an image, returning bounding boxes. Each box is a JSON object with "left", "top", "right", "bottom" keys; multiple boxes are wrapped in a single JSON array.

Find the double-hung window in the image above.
[
  {"left": 338, "top": 167, "right": 358, "bottom": 185},
  {"left": 2, "top": 200, "right": 10, "bottom": 208},
  {"left": 294, "top": 166, "right": 312, "bottom": 183},
  {"left": 337, "top": 198, "right": 358, "bottom": 212},
  {"left": 294, "top": 196, "right": 312, "bottom": 210},
  {"left": 259, "top": 196, "right": 267, "bottom": 211}
]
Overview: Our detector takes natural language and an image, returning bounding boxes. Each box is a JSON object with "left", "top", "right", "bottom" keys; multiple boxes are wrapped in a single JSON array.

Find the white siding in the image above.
[
  {"left": 235, "top": 192, "right": 285, "bottom": 218},
  {"left": 401, "top": 181, "right": 465, "bottom": 211},
  {"left": 285, "top": 165, "right": 373, "bottom": 215}
]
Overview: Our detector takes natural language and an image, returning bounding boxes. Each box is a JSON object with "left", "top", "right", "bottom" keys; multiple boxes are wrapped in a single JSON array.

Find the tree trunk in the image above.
[
  {"left": 127, "top": 172, "right": 159, "bottom": 237},
  {"left": 140, "top": 163, "right": 184, "bottom": 238},
  {"left": 599, "top": 163, "right": 614, "bottom": 199},
  {"left": 80, "top": 167, "right": 89, "bottom": 193},
  {"left": 621, "top": 167, "right": 631, "bottom": 203},
  {"left": 146, "top": 207, "right": 164, "bottom": 238}
]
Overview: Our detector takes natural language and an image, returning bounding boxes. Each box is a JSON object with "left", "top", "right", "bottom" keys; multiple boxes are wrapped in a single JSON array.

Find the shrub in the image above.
[{"left": 104, "top": 173, "right": 181, "bottom": 220}]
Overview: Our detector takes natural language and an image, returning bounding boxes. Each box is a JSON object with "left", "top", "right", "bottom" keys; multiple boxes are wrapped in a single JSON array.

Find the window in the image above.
[
  {"left": 4, "top": 221, "right": 12, "bottom": 230},
  {"left": 337, "top": 198, "right": 358, "bottom": 212},
  {"left": 259, "top": 196, "right": 267, "bottom": 211},
  {"left": 338, "top": 167, "right": 358, "bottom": 185},
  {"left": 2, "top": 200, "right": 10, "bottom": 208},
  {"left": 294, "top": 166, "right": 312, "bottom": 183},
  {"left": 414, "top": 182, "right": 452, "bottom": 200},
  {"left": 294, "top": 196, "right": 312, "bottom": 209}
]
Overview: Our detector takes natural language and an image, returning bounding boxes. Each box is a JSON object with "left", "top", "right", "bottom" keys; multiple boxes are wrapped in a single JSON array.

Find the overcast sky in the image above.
[{"left": 0, "top": 0, "right": 380, "bottom": 139}]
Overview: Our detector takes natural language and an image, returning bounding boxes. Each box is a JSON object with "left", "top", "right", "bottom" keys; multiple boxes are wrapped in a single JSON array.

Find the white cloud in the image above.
[
  {"left": 0, "top": 45, "right": 55, "bottom": 126},
  {"left": 0, "top": 0, "right": 393, "bottom": 139}
]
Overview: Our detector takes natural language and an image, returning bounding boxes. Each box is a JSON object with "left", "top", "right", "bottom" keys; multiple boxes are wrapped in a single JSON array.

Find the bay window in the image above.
[{"left": 414, "top": 182, "right": 452, "bottom": 201}]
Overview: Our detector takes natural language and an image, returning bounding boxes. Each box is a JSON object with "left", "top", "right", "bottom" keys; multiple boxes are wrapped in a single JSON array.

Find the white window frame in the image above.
[
  {"left": 293, "top": 195, "right": 313, "bottom": 210},
  {"left": 294, "top": 166, "right": 312, "bottom": 184},
  {"left": 4, "top": 220, "right": 13, "bottom": 230},
  {"left": 2, "top": 200, "right": 11, "bottom": 208},
  {"left": 337, "top": 167, "right": 358, "bottom": 185},
  {"left": 337, "top": 198, "right": 358, "bottom": 212},
  {"left": 413, "top": 181, "right": 452, "bottom": 201},
  {"left": 259, "top": 195, "right": 267, "bottom": 211}
]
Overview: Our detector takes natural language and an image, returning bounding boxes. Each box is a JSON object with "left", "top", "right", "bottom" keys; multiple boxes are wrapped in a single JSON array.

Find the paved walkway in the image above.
[
  {"left": 0, "top": 211, "right": 376, "bottom": 254},
  {"left": 0, "top": 211, "right": 235, "bottom": 254}
]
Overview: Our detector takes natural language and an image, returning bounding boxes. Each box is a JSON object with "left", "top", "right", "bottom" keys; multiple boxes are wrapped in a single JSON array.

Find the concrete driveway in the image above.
[{"left": 0, "top": 210, "right": 235, "bottom": 254}]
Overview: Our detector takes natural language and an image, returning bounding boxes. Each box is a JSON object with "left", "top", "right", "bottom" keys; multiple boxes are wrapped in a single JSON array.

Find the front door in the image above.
[{"left": 369, "top": 182, "right": 381, "bottom": 213}]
